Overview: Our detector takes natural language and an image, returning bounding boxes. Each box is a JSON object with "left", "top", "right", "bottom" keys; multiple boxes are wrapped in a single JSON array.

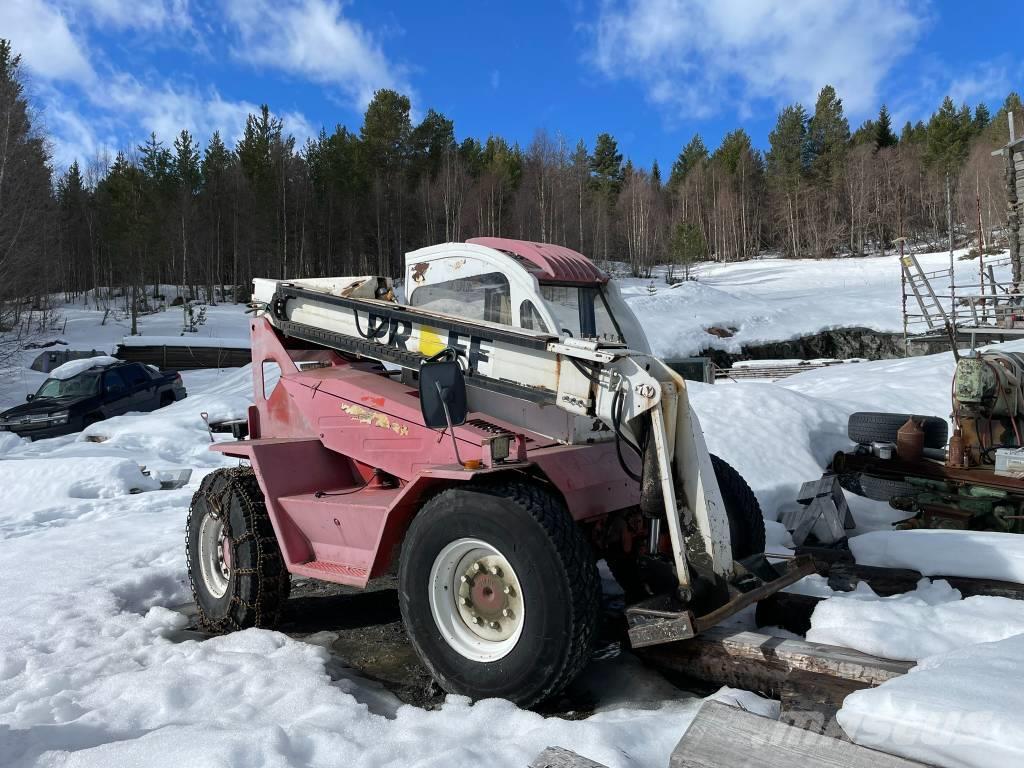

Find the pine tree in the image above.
[
  {"left": 590, "top": 133, "right": 623, "bottom": 192},
  {"left": 806, "top": 85, "right": 850, "bottom": 185},
  {"left": 973, "top": 103, "right": 991, "bottom": 134},
  {"left": 767, "top": 104, "right": 808, "bottom": 257},
  {"left": 851, "top": 120, "right": 876, "bottom": 146},
  {"left": 988, "top": 92, "right": 1023, "bottom": 145},
  {"left": 668, "top": 134, "right": 708, "bottom": 190},
  {"left": 875, "top": 104, "right": 897, "bottom": 149},
  {"left": 925, "top": 96, "right": 971, "bottom": 178},
  {"left": 650, "top": 159, "right": 661, "bottom": 188}
]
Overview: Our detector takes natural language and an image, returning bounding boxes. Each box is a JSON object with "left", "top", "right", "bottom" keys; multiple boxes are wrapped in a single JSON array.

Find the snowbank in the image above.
[
  {"left": 621, "top": 248, "right": 1010, "bottom": 359},
  {"left": 48, "top": 355, "right": 119, "bottom": 380},
  {"left": 850, "top": 530, "right": 1024, "bottom": 584},
  {"left": 838, "top": 634, "right": 1024, "bottom": 768},
  {"left": 0, "top": 456, "right": 158, "bottom": 533},
  {"left": 806, "top": 578, "right": 1024, "bottom": 660}
]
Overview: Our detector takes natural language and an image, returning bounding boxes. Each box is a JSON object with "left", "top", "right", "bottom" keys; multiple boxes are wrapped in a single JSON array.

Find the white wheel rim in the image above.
[
  {"left": 428, "top": 538, "right": 525, "bottom": 662},
  {"left": 198, "top": 512, "right": 231, "bottom": 599}
]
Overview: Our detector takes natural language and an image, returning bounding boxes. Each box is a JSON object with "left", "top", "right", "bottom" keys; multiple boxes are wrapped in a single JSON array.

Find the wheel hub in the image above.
[
  {"left": 198, "top": 511, "right": 232, "bottom": 599},
  {"left": 456, "top": 555, "right": 522, "bottom": 642},
  {"left": 429, "top": 538, "right": 525, "bottom": 660}
]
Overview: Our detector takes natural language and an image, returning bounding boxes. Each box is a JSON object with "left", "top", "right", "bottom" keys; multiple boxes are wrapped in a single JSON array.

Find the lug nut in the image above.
[
  {"left": 460, "top": 575, "right": 471, "bottom": 584},
  {"left": 489, "top": 621, "right": 501, "bottom": 630},
  {"left": 502, "top": 608, "right": 514, "bottom": 619},
  {"left": 458, "top": 597, "right": 469, "bottom": 606},
  {"left": 503, "top": 585, "right": 515, "bottom": 597},
  {"left": 473, "top": 615, "right": 483, "bottom": 626},
  {"left": 471, "top": 563, "right": 482, "bottom": 573},
  {"left": 489, "top": 565, "right": 503, "bottom": 577}
]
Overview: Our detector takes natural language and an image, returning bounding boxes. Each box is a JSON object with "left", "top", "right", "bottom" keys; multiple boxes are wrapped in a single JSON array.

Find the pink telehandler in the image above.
[{"left": 186, "top": 237, "right": 812, "bottom": 706}]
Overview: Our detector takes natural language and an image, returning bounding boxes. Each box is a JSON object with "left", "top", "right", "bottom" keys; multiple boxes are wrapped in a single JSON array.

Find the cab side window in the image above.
[
  {"left": 121, "top": 364, "right": 149, "bottom": 388},
  {"left": 519, "top": 300, "right": 549, "bottom": 332},
  {"left": 411, "top": 272, "right": 512, "bottom": 325},
  {"left": 103, "top": 369, "right": 129, "bottom": 394}
]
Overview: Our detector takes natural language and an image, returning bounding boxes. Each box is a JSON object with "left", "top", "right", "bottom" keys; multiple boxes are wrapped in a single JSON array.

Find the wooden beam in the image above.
[
  {"left": 639, "top": 627, "right": 911, "bottom": 699},
  {"left": 779, "top": 670, "right": 870, "bottom": 741},
  {"left": 670, "top": 701, "right": 933, "bottom": 768}
]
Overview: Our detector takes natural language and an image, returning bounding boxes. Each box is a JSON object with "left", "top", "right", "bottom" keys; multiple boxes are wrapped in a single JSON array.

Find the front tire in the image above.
[
  {"left": 398, "top": 482, "right": 599, "bottom": 707},
  {"left": 186, "top": 467, "right": 290, "bottom": 632}
]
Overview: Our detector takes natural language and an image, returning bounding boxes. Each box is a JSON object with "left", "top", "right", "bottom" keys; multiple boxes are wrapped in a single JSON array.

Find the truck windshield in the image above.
[
  {"left": 36, "top": 371, "right": 102, "bottom": 399},
  {"left": 540, "top": 285, "right": 624, "bottom": 344}
]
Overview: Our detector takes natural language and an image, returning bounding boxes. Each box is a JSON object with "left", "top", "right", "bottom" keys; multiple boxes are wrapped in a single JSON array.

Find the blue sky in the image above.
[{"left": 3, "top": 1, "right": 1020, "bottom": 172}]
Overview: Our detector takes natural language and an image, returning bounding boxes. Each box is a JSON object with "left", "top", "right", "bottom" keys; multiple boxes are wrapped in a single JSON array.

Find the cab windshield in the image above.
[
  {"left": 539, "top": 284, "right": 624, "bottom": 344},
  {"left": 36, "top": 371, "right": 102, "bottom": 399}
]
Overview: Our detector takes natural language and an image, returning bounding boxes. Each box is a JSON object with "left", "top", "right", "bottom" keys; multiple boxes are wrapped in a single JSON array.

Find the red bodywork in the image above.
[
  {"left": 213, "top": 317, "right": 639, "bottom": 588},
  {"left": 466, "top": 237, "right": 609, "bottom": 285}
]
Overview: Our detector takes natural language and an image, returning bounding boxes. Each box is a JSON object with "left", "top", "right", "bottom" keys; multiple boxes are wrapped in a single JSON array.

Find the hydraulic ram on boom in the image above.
[{"left": 187, "top": 238, "right": 811, "bottom": 706}]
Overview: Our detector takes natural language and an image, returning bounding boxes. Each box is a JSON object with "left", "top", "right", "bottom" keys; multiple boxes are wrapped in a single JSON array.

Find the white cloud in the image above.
[
  {"left": 0, "top": 0, "right": 95, "bottom": 84},
  {"left": 949, "top": 62, "right": 1013, "bottom": 109},
  {"left": 589, "top": 0, "right": 927, "bottom": 119},
  {"left": 67, "top": 0, "right": 192, "bottom": 30},
  {"left": 225, "top": 0, "right": 409, "bottom": 108},
  {"left": 42, "top": 74, "right": 316, "bottom": 170}
]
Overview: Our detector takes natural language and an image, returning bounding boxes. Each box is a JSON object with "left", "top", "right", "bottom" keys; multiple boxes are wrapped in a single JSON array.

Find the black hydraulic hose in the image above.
[{"left": 612, "top": 388, "right": 643, "bottom": 482}]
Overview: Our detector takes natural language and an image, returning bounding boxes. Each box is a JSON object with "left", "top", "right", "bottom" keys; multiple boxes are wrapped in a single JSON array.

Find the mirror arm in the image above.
[{"left": 436, "top": 382, "right": 465, "bottom": 466}]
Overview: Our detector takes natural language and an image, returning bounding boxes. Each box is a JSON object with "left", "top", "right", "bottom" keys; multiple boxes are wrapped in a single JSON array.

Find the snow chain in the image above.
[{"left": 186, "top": 466, "right": 288, "bottom": 632}]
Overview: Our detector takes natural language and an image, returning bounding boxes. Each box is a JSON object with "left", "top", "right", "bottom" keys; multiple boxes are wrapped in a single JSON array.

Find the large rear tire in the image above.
[
  {"left": 398, "top": 482, "right": 599, "bottom": 707},
  {"left": 605, "top": 454, "right": 764, "bottom": 596},
  {"left": 186, "top": 467, "right": 290, "bottom": 632}
]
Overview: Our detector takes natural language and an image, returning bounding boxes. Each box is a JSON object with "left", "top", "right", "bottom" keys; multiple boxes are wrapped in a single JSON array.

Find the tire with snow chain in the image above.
[
  {"left": 848, "top": 412, "right": 948, "bottom": 450},
  {"left": 397, "top": 481, "right": 600, "bottom": 707},
  {"left": 186, "top": 467, "right": 290, "bottom": 632}
]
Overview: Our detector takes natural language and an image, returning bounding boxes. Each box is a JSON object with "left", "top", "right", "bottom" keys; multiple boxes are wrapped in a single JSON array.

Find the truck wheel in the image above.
[
  {"left": 606, "top": 455, "right": 764, "bottom": 597},
  {"left": 186, "top": 467, "right": 290, "bottom": 632},
  {"left": 859, "top": 474, "right": 917, "bottom": 502},
  {"left": 398, "top": 482, "right": 599, "bottom": 707},
  {"left": 848, "top": 412, "right": 948, "bottom": 450},
  {"left": 710, "top": 454, "right": 765, "bottom": 560}
]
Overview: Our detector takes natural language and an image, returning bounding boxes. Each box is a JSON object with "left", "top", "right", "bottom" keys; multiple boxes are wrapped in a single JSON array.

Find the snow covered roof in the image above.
[{"left": 48, "top": 355, "right": 120, "bottom": 380}]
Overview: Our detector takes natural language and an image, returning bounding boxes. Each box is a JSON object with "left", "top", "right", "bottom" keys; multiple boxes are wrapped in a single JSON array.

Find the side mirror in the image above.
[
  {"left": 418, "top": 359, "right": 467, "bottom": 430},
  {"left": 26, "top": 394, "right": 34, "bottom": 402}
]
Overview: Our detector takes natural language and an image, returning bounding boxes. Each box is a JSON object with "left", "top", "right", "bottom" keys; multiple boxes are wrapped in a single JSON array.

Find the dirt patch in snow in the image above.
[{"left": 174, "top": 576, "right": 649, "bottom": 717}]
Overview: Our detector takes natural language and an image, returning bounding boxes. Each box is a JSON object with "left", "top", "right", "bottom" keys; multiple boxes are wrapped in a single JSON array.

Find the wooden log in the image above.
[
  {"left": 793, "top": 547, "right": 1024, "bottom": 599},
  {"left": 670, "top": 700, "right": 933, "bottom": 768},
  {"left": 530, "top": 747, "right": 610, "bottom": 768},
  {"left": 639, "top": 627, "right": 911, "bottom": 699}
]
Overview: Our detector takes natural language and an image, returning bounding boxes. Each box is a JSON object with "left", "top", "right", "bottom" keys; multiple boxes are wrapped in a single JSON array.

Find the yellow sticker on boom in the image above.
[{"left": 418, "top": 325, "right": 446, "bottom": 358}]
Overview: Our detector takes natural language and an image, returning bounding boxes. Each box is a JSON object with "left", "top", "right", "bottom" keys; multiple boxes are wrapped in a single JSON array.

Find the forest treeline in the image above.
[{"left": 1, "top": 38, "right": 1021, "bottom": 334}]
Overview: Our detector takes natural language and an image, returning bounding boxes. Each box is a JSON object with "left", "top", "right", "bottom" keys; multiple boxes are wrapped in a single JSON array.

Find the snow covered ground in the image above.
[
  {"left": 1, "top": 253, "right": 1022, "bottom": 767},
  {"left": 622, "top": 248, "right": 1008, "bottom": 358}
]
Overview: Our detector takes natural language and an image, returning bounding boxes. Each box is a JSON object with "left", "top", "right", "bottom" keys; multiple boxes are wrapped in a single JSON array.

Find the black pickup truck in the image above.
[{"left": 0, "top": 359, "right": 187, "bottom": 440}]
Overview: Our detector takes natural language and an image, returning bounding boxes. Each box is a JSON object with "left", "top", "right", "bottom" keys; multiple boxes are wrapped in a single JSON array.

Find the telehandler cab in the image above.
[{"left": 186, "top": 237, "right": 811, "bottom": 705}]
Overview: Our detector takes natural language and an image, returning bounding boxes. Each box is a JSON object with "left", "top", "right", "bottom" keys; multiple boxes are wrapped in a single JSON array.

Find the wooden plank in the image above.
[
  {"left": 639, "top": 627, "right": 911, "bottom": 699},
  {"left": 530, "top": 747, "right": 609, "bottom": 768},
  {"left": 779, "top": 670, "right": 870, "bottom": 741},
  {"left": 670, "top": 700, "right": 932, "bottom": 768}
]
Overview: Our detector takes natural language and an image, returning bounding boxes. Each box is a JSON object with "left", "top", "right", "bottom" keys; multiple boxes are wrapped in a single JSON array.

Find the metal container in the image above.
[{"left": 896, "top": 418, "right": 925, "bottom": 462}]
